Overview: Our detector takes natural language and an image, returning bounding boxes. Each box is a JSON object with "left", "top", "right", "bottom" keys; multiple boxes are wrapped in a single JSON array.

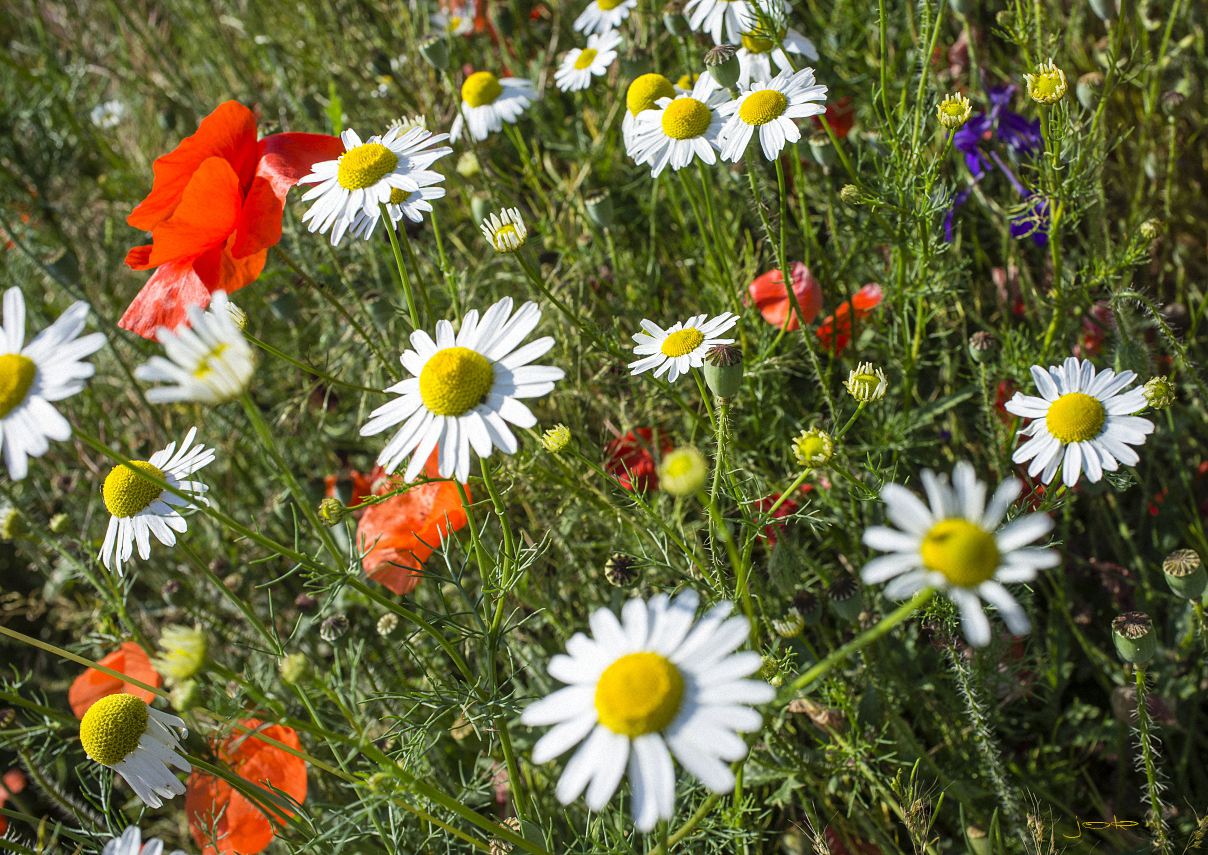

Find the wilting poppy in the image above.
[
  {"left": 68, "top": 641, "right": 160, "bottom": 719},
  {"left": 605, "top": 428, "right": 673, "bottom": 492},
  {"left": 122, "top": 101, "right": 343, "bottom": 338},
  {"left": 816, "top": 284, "right": 883, "bottom": 352},
  {"left": 186, "top": 720, "right": 307, "bottom": 855},
  {"left": 356, "top": 452, "right": 469, "bottom": 596},
  {"left": 748, "top": 263, "right": 822, "bottom": 332},
  {"left": 0, "top": 768, "right": 27, "bottom": 834}
]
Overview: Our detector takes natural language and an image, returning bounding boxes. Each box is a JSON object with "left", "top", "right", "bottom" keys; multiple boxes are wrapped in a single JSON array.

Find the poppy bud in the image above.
[
  {"left": 1076, "top": 71, "right": 1103, "bottom": 111},
  {"left": 1112, "top": 611, "right": 1157, "bottom": 665},
  {"left": 418, "top": 35, "right": 449, "bottom": 71},
  {"left": 1163, "top": 549, "right": 1206, "bottom": 600},
  {"left": 828, "top": 577, "right": 863, "bottom": 623},
  {"left": 703, "top": 343, "right": 743, "bottom": 398}
]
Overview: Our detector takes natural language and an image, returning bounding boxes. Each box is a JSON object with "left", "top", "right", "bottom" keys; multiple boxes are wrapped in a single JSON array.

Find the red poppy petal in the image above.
[
  {"left": 147, "top": 157, "right": 244, "bottom": 267},
  {"left": 118, "top": 258, "right": 212, "bottom": 338},
  {"left": 231, "top": 133, "right": 344, "bottom": 259},
  {"left": 851, "top": 283, "right": 884, "bottom": 317},
  {"left": 68, "top": 642, "right": 160, "bottom": 719},
  {"left": 125, "top": 244, "right": 154, "bottom": 270},
  {"left": 129, "top": 102, "right": 258, "bottom": 232}
]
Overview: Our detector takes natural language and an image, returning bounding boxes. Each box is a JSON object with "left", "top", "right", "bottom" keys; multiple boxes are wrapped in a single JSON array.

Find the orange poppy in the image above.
[
  {"left": 122, "top": 101, "right": 343, "bottom": 338},
  {"left": 748, "top": 263, "right": 822, "bottom": 332},
  {"left": 0, "top": 768, "right": 27, "bottom": 834},
  {"left": 186, "top": 720, "right": 307, "bottom": 855},
  {"left": 356, "top": 452, "right": 470, "bottom": 596},
  {"left": 68, "top": 641, "right": 161, "bottom": 719},
  {"left": 816, "top": 284, "right": 884, "bottom": 352}
]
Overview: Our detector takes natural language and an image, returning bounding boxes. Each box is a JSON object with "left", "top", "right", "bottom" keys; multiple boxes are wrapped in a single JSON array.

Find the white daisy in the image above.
[
  {"left": 431, "top": 0, "right": 475, "bottom": 35},
  {"left": 861, "top": 461, "right": 1060, "bottom": 647},
  {"left": 135, "top": 292, "right": 255, "bottom": 405},
  {"left": 79, "top": 693, "right": 190, "bottom": 808},
  {"left": 621, "top": 73, "right": 677, "bottom": 151},
  {"left": 0, "top": 287, "right": 105, "bottom": 480},
  {"left": 90, "top": 99, "right": 127, "bottom": 129},
  {"left": 298, "top": 125, "right": 451, "bottom": 245},
  {"left": 99, "top": 427, "right": 215, "bottom": 576},
  {"left": 348, "top": 168, "right": 447, "bottom": 238},
  {"left": 627, "top": 74, "right": 727, "bottom": 177},
  {"left": 555, "top": 31, "right": 623, "bottom": 93},
  {"left": 480, "top": 207, "right": 528, "bottom": 252},
  {"left": 359, "top": 297, "right": 564, "bottom": 483},
  {"left": 629, "top": 312, "right": 738, "bottom": 383},
  {"left": 735, "top": 28, "right": 818, "bottom": 89},
  {"left": 684, "top": 0, "right": 789, "bottom": 45},
  {"left": 521, "top": 590, "right": 775, "bottom": 832},
  {"left": 719, "top": 68, "right": 827, "bottom": 162},
  {"left": 103, "top": 825, "right": 188, "bottom": 855},
  {"left": 574, "top": 0, "right": 637, "bottom": 36},
  {"left": 450, "top": 72, "right": 536, "bottom": 142},
  {"left": 1004, "top": 356, "right": 1154, "bottom": 488}
]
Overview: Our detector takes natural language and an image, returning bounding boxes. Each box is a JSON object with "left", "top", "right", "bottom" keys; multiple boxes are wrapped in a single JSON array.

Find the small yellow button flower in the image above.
[
  {"left": 937, "top": 93, "right": 972, "bottom": 130},
  {"left": 1024, "top": 59, "right": 1067, "bottom": 105}
]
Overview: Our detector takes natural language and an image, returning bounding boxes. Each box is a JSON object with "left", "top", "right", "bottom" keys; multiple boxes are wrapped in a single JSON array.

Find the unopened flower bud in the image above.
[
  {"left": 1112, "top": 611, "right": 1157, "bottom": 665},
  {"left": 456, "top": 151, "right": 481, "bottom": 180},
  {"left": 703, "top": 343, "right": 743, "bottom": 398},
  {"left": 541, "top": 424, "right": 571, "bottom": 453},
  {"left": 1088, "top": 0, "right": 1118, "bottom": 22},
  {"left": 320, "top": 614, "right": 350, "bottom": 642},
  {"left": 809, "top": 131, "right": 834, "bottom": 168},
  {"left": 1143, "top": 376, "right": 1175, "bottom": 409},
  {"left": 662, "top": 0, "right": 689, "bottom": 36},
  {"left": 793, "top": 590, "right": 822, "bottom": 626},
  {"left": 279, "top": 652, "right": 309, "bottom": 684},
  {"left": 584, "top": 189, "right": 614, "bottom": 229},
  {"left": 791, "top": 428, "right": 833, "bottom": 468},
  {"left": 1163, "top": 549, "right": 1206, "bottom": 600},
  {"left": 604, "top": 552, "right": 640, "bottom": 587},
  {"left": 1076, "top": 71, "right": 1104, "bottom": 111},
  {"left": 772, "top": 611, "right": 805, "bottom": 638},
  {"left": 704, "top": 45, "right": 740, "bottom": 89},
  {"left": 657, "top": 446, "right": 708, "bottom": 497},
  {"left": 1161, "top": 89, "right": 1186, "bottom": 116},
  {"left": 469, "top": 191, "right": 490, "bottom": 223},
  {"left": 937, "top": 93, "right": 973, "bottom": 130},
  {"left": 828, "top": 577, "right": 863, "bottom": 622},
  {"left": 839, "top": 184, "right": 862, "bottom": 205},
  {"left": 318, "top": 496, "right": 349, "bottom": 526},
  {"left": 1024, "top": 59, "right": 1068, "bottom": 105},
  {"left": 966, "top": 826, "right": 990, "bottom": 855},
  {"left": 418, "top": 35, "right": 449, "bottom": 71},
  {"left": 377, "top": 612, "right": 400, "bottom": 637},
  {"left": 968, "top": 331, "right": 997, "bottom": 364},
  {"left": 1139, "top": 218, "right": 1163, "bottom": 242},
  {"left": 0, "top": 507, "right": 24, "bottom": 540}
]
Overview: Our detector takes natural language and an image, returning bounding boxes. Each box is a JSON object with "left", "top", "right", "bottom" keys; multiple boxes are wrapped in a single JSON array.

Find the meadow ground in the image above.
[{"left": 1, "top": 1, "right": 1207, "bottom": 854}]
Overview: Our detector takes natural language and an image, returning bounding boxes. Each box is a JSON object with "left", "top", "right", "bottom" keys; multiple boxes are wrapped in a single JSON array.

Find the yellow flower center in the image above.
[
  {"left": 102, "top": 460, "right": 166, "bottom": 519},
  {"left": 1046, "top": 392, "right": 1106, "bottom": 443},
  {"left": 739, "top": 90, "right": 789, "bottom": 126},
  {"left": 388, "top": 186, "right": 410, "bottom": 205},
  {"left": 0, "top": 353, "right": 36, "bottom": 418},
  {"left": 337, "top": 143, "right": 399, "bottom": 190},
  {"left": 595, "top": 652, "right": 684, "bottom": 736},
  {"left": 920, "top": 519, "right": 1001, "bottom": 588},
  {"left": 626, "top": 73, "right": 676, "bottom": 116},
  {"left": 574, "top": 48, "right": 598, "bottom": 70},
  {"left": 492, "top": 224, "right": 520, "bottom": 249},
  {"left": 462, "top": 71, "right": 504, "bottom": 107},
  {"left": 79, "top": 693, "right": 148, "bottom": 766},
  {"left": 419, "top": 347, "right": 495, "bottom": 416},
  {"left": 661, "top": 328, "right": 704, "bottom": 357},
  {"left": 1033, "top": 73, "right": 1061, "bottom": 99},
  {"left": 596, "top": 0, "right": 624, "bottom": 9},
  {"left": 661, "top": 98, "right": 712, "bottom": 140},
  {"left": 676, "top": 73, "right": 697, "bottom": 89},
  {"left": 447, "top": 14, "right": 463, "bottom": 31},
  {"left": 740, "top": 33, "right": 775, "bottom": 54}
]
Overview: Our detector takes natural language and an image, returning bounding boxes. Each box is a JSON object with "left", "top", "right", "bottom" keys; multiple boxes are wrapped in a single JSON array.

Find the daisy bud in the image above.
[
  {"left": 169, "top": 679, "right": 201, "bottom": 712},
  {"left": 772, "top": 610, "right": 805, "bottom": 638},
  {"left": 936, "top": 93, "right": 973, "bottom": 130},
  {"left": 418, "top": 34, "right": 449, "bottom": 71},
  {"left": 1143, "top": 376, "right": 1175, "bottom": 409},
  {"left": 1076, "top": 71, "right": 1104, "bottom": 111},
  {"left": 1139, "top": 218, "right": 1163, "bottom": 242},
  {"left": 828, "top": 577, "right": 863, "bottom": 623},
  {"left": 1024, "top": 59, "right": 1068, "bottom": 105},
  {"left": 458, "top": 152, "right": 482, "bottom": 179},
  {"left": 481, "top": 207, "right": 528, "bottom": 253},
  {"left": 1163, "top": 549, "right": 1206, "bottom": 600},
  {"left": 703, "top": 343, "right": 744, "bottom": 398},
  {"left": 279, "top": 653, "right": 309, "bottom": 684},
  {"left": 662, "top": 0, "right": 689, "bottom": 36},
  {"left": 318, "top": 496, "right": 349, "bottom": 526},
  {"left": 808, "top": 131, "right": 834, "bottom": 168},
  {"left": 377, "top": 612, "right": 400, "bottom": 637},
  {"left": 604, "top": 552, "right": 640, "bottom": 587},
  {"left": 704, "top": 44, "right": 740, "bottom": 90},
  {"left": 320, "top": 614, "right": 350, "bottom": 642},
  {"left": 541, "top": 424, "right": 572, "bottom": 453},
  {"left": 793, "top": 590, "right": 822, "bottom": 626},
  {"left": 584, "top": 188, "right": 614, "bottom": 228},
  {"left": 968, "top": 331, "right": 997, "bottom": 364},
  {"left": 845, "top": 362, "right": 888, "bottom": 402},
  {"left": 1112, "top": 611, "right": 1157, "bottom": 665},
  {"left": 1089, "top": 0, "right": 1118, "bottom": 22},
  {"left": 0, "top": 506, "right": 24, "bottom": 540},
  {"left": 657, "top": 446, "right": 709, "bottom": 497},
  {"left": 839, "top": 184, "right": 862, "bottom": 205},
  {"left": 48, "top": 512, "right": 69, "bottom": 533},
  {"left": 153, "top": 624, "right": 206, "bottom": 683},
  {"left": 791, "top": 427, "right": 834, "bottom": 469}
]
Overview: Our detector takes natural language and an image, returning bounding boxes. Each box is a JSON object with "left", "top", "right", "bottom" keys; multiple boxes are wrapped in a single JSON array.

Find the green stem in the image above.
[
  {"left": 178, "top": 540, "right": 281, "bottom": 654},
  {"left": 0, "top": 624, "right": 167, "bottom": 700},
  {"left": 381, "top": 202, "right": 421, "bottom": 329},
  {"left": 1135, "top": 666, "right": 1172, "bottom": 854}
]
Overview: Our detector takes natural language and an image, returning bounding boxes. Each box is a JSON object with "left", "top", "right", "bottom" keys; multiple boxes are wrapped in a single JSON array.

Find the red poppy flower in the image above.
[
  {"left": 186, "top": 720, "right": 307, "bottom": 855},
  {"left": 122, "top": 101, "right": 343, "bottom": 338},
  {"left": 605, "top": 428, "right": 673, "bottom": 492},
  {"left": 752, "top": 493, "right": 799, "bottom": 545},
  {"left": 68, "top": 641, "right": 161, "bottom": 719},
  {"left": 0, "top": 768, "right": 27, "bottom": 834},
  {"left": 356, "top": 452, "right": 470, "bottom": 596},
  {"left": 994, "top": 378, "right": 1018, "bottom": 424},
  {"left": 748, "top": 263, "right": 822, "bottom": 332},
  {"left": 323, "top": 468, "right": 378, "bottom": 514},
  {"left": 816, "top": 284, "right": 884, "bottom": 351},
  {"left": 813, "top": 97, "right": 854, "bottom": 139}
]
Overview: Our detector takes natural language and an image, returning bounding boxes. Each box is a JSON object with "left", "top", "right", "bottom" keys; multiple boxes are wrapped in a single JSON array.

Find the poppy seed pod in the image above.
[
  {"left": 418, "top": 35, "right": 449, "bottom": 71},
  {"left": 828, "top": 577, "right": 863, "bottom": 623},
  {"left": 793, "top": 590, "right": 822, "bottom": 626},
  {"left": 705, "top": 45, "right": 740, "bottom": 89},
  {"left": 1112, "top": 611, "right": 1157, "bottom": 665},
  {"left": 1163, "top": 549, "right": 1206, "bottom": 600},
  {"left": 703, "top": 343, "right": 743, "bottom": 398}
]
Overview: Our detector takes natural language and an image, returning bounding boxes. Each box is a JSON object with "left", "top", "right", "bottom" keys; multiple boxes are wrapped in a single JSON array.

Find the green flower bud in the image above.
[
  {"left": 1076, "top": 71, "right": 1104, "bottom": 111},
  {"left": 541, "top": 424, "right": 571, "bottom": 453},
  {"left": 318, "top": 496, "right": 349, "bottom": 526},
  {"left": 1143, "top": 376, "right": 1175, "bottom": 409},
  {"left": 279, "top": 652, "right": 309, "bottom": 684},
  {"left": 1163, "top": 549, "right": 1206, "bottom": 600},
  {"left": 1112, "top": 611, "right": 1157, "bottom": 665},
  {"left": 839, "top": 184, "right": 862, "bottom": 205},
  {"left": 418, "top": 35, "right": 449, "bottom": 71},
  {"left": 584, "top": 189, "right": 614, "bottom": 228},
  {"left": 809, "top": 131, "right": 834, "bottom": 168}
]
